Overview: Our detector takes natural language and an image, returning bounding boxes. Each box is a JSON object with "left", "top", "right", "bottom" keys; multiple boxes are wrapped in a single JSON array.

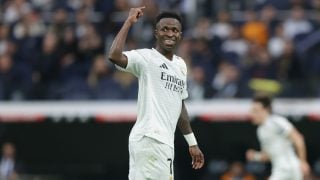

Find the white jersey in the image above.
[
  {"left": 257, "top": 115, "right": 300, "bottom": 172},
  {"left": 117, "top": 48, "right": 188, "bottom": 148}
]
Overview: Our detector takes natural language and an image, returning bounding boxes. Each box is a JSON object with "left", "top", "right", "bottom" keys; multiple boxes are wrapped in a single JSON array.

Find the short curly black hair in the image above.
[{"left": 155, "top": 11, "right": 182, "bottom": 25}]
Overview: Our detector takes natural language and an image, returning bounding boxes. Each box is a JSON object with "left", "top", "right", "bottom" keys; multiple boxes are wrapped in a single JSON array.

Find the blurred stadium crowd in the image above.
[{"left": 0, "top": 0, "right": 320, "bottom": 101}]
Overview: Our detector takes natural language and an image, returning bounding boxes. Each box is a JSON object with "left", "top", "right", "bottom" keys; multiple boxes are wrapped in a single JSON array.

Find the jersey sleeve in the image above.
[
  {"left": 275, "top": 116, "right": 294, "bottom": 136},
  {"left": 115, "top": 49, "right": 145, "bottom": 77}
]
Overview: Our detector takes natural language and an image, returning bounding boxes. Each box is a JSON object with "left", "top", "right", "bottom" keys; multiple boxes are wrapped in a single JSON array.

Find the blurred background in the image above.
[{"left": 0, "top": 0, "right": 320, "bottom": 179}]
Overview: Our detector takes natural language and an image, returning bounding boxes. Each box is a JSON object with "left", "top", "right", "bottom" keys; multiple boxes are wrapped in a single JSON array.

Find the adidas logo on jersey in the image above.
[{"left": 159, "top": 63, "right": 168, "bottom": 70}]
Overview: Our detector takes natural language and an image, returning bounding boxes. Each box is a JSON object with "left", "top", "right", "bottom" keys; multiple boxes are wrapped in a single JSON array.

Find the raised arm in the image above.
[
  {"left": 178, "top": 100, "right": 204, "bottom": 169},
  {"left": 108, "top": 7, "right": 145, "bottom": 68},
  {"left": 289, "top": 128, "right": 310, "bottom": 176}
]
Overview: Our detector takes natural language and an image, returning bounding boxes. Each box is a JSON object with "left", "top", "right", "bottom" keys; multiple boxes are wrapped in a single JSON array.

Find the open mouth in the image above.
[{"left": 164, "top": 39, "right": 176, "bottom": 46}]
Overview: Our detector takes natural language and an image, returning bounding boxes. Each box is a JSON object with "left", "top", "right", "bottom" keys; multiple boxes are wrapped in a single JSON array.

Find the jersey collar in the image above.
[{"left": 152, "top": 48, "right": 176, "bottom": 62}]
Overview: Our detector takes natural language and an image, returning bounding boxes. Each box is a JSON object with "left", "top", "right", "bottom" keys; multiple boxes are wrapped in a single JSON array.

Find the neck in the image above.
[
  {"left": 260, "top": 112, "right": 270, "bottom": 124},
  {"left": 156, "top": 46, "right": 174, "bottom": 60}
]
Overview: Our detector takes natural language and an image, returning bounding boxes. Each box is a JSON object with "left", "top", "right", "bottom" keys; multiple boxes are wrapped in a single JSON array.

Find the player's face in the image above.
[
  {"left": 250, "top": 102, "right": 267, "bottom": 125},
  {"left": 155, "top": 18, "right": 182, "bottom": 53}
]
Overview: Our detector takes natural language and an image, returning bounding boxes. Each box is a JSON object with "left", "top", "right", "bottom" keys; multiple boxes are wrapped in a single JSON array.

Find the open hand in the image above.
[
  {"left": 246, "top": 149, "right": 255, "bottom": 161},
  {"left": 189, "top": 145, "right": 204, "bottom": 169}
]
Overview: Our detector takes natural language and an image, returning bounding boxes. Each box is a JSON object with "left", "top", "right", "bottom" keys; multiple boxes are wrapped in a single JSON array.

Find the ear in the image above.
[
  {"left": 176, "top": 32, "right": 182, "bottom": 42},
  {"left": 154, "top": 29, "right": 159, "bottom": 39}
]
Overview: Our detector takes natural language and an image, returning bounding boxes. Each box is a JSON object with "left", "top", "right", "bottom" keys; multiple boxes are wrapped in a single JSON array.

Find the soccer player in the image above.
[
  {"left": 108, "top": 7, "right": 204, "bottom": 180},
  {"left": 246, "top": 95, "right": 310, "bottom": 180}
]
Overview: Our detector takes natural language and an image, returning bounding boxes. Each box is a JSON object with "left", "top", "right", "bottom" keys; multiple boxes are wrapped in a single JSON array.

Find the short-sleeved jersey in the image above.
[
  {"left": 257, "top": 115, "right": 300, "bottom": 170},
  {"left": 117, "top": 48, "right": 188, "bottom": 148}
]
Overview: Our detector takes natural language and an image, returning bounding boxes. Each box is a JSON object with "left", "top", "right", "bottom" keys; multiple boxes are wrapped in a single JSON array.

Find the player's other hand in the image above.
[
  {"left": 126, "top": 6, "right": 145, "bottom": 24},
  {"left": 246, "top": 149, "right": 257, "bottom": 161},
  {"left": 300, "top": 160, "right": 310, "bottom": 176},
  {"left": 189, "top": 145, "right": 204, "bottom": 169}
]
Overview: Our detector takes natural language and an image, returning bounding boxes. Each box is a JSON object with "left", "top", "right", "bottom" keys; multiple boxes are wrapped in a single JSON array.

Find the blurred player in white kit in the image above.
[{"left": 246, "top": 95, "right": 310, "bottom": 180}]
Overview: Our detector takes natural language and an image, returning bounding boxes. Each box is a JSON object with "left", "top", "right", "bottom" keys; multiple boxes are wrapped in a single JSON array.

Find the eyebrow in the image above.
[
  {"left": 160, "top": 26, "right": 181, "bottom": 32},
  {"left": 159, "top": 24, "right": 181, "bottom": 29}
]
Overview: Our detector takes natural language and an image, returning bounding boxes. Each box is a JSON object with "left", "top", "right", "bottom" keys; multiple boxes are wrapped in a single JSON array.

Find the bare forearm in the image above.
[
  {"left": 294, "top": 134, "right": 307, "bottom": 161},
  {"left": 294, "top": 133, "right": 311, "bottom": 175},
  {"left": 108, "top": 21, "right": 132, "bottom": 67},
  {"left": 178, "top": 101, "right": 193, "bottom": 135},
  {"left": 290, "top": 129, "right": 307, "bottom": 162},
  {"left": 179, "top": 101, "right": 204, "bottom": 168}
]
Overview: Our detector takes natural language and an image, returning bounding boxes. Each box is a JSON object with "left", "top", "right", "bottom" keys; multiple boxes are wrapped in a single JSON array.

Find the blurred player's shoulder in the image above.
[
  {"left": 270, "top": 114, "right": 290, "bottom": 123},
  {"left": 269, "top": 114, "right": 293, "bottom": 133}
]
